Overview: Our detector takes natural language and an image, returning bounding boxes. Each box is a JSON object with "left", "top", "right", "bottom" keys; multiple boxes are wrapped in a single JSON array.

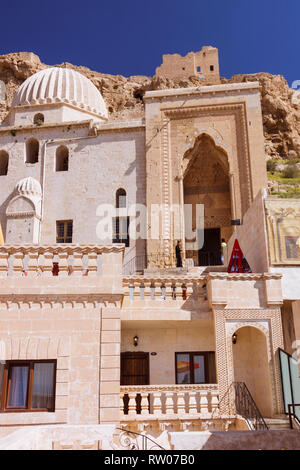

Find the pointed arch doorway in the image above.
[{"left": 183, "top": 134, "right": 234, "bottom": 267}]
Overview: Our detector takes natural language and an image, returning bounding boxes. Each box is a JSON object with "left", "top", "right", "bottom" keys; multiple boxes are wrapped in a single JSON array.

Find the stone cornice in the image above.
[
  {"left": 144, "top": 82, "right": 260, "bottom": 100},
  {"left": 97, "top": 119, "right": 145, "bottom": 133},
  {"left": 6, "top": 211, "right": 40, "bottom": 219},
  {"left": 0, "top": 119, "right": 91, "bottom": 134},
  {"left": 162, "top": 102, "right": 245, "bottom": 118},
  {"left": 0, "top": 293, "right": 123, "bottom": 309}
]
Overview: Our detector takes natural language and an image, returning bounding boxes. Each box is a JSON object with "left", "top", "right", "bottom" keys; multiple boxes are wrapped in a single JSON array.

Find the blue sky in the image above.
[{"left": 0, "top": 0, "right": 299, "bottom": 86}]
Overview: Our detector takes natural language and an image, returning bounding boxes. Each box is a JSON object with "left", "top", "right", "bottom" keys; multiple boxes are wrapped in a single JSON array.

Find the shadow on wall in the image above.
[
  {"left": 0, "top": 191, "right": 18, "bottom": 241},
  {"left": 170, "top": 430, "right": 300, "bottom": 450}
]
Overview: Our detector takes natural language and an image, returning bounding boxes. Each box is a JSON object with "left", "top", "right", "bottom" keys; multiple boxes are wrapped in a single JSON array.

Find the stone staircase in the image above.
[{"left": 264, "top": 417, "right": 291, "bottom": 430}]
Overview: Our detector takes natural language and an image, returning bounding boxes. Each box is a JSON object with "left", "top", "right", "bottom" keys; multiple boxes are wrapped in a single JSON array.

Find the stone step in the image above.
[
  {"left": 264, "top": 418, "right": 291, "bottom": 430},
  {"left": 144, "top": 268, "right": 188, "bottom": 275}
]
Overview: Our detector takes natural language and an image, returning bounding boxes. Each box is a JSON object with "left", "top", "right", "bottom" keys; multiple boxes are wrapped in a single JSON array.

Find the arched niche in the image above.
[
  {"left": 6, "top": 195, "right": 40, "bottom": 243},
  {"left": 56, "top": 145, "right": 69, "bottom": 172},
  {"left": 0, "top": 150, "right": 9, "bottom": 176},
  {"left": 26, "top": 138, "right": 39, "bottom": 164},
  {"left": 231, "top": 326, "right": 273, "bottom": 417}
]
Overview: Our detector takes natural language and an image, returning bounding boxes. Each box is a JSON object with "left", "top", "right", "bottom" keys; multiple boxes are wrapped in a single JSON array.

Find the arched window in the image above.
[
  {"left": 26, "top": 138, "right": 39, "bottom": 164},
  {"left": 116, "top": 188, "right": 126, "bottom": 208},
  {"left": 56, "top": 146, "right": 69, "bottom": 172},
  {"left": 0, "top": 150, "right": 8, "bottom": 176},
  {"left": 33, "top": 113, "right": 44, "bottom": 125},
  {"left": 113, "top": 189, "right": 129, "bottom": 246}
]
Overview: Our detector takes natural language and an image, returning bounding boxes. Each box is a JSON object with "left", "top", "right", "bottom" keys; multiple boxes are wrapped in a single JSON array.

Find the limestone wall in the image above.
[
  {"left": 226, "top": 189, "right": 269, "bottom": 273},
  {"left": 0, "top": 122, "right": 146, "bottom": 263},
  {"left": 121, "top": 323, "right": 215, "bottom": 384},
  {"left": 0, "top": 245, "right": 123, "bottom": 431}
]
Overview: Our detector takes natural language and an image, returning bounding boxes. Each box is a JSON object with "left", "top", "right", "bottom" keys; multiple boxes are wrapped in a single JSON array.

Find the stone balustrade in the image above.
[
  {"left": 120, "top": 384, "right": 219, "bottom": 418},
  {"left": 123, "top": 276, "right": 207, "bottom": 302},
  {"left": 0, "top": 244, "right": 124, "bottom": 278}
]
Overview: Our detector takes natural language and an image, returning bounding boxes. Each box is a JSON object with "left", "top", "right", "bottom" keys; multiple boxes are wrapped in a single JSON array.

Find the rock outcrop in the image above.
[{"left": 1, "top": 52, "right": 300, "bottom": 162}]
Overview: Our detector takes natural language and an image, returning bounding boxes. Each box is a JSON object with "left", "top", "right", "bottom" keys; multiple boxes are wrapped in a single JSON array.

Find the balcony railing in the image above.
[
  {"left": 120, "top": 384, "right": 219, "bottom": 418},
  {"left": 0, "top": 244, "right": 124, "bottom": 277},
  {"left": 123, "top": 275, "right": 207, "bottom": 303}
]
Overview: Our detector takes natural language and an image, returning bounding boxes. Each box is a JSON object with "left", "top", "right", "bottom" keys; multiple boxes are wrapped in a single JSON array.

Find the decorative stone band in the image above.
[
  {"left": 0, "top": 244, "right": 124, "bottom": 277},
  {"left": 0, "top": 294, "right": 122, "bottom": 310},
  {"left": 120, "top": 384, "right": 219, "bottom": 417},
  {"left": 6, "top": 211, "right": 38, "bottom": 219}
]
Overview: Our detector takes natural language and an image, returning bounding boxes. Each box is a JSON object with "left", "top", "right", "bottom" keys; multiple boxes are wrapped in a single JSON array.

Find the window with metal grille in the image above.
[
  {"left": 56, "top": 220, "right": 73, "bottom": 243},
  {"left": 113, "top": 217, "right": 129, "bottom": 247},
  {"left": 285, "top": 236, "right": 300, "bottom": 259}
]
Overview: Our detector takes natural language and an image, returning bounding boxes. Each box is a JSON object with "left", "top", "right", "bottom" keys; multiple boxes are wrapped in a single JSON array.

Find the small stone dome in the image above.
[
  {"left": 16, "top": 177, "right": 42, "bottom": 197},
  {"left": 12, "top": 67, "right": 108, "bottom": 119}
]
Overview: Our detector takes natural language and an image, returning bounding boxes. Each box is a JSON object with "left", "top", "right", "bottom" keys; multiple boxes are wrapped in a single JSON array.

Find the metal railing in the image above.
[
  {"left": 279, "top": 348, "right": 300, "bottom": 427},
  {"left": 213, "top": 382, "right": 268, "bottom": 431},
  {"left": 288, "top": 404, "right": 300, "bottom": 430},
  {"left": 123, "top": 250, "right": 223, "bottom": 275},
  {"left": 123, "top": 255, "right": 147, "bottom": 275},
  {"left": 116, "top": 428, "right": 165, "bottom": 451}
]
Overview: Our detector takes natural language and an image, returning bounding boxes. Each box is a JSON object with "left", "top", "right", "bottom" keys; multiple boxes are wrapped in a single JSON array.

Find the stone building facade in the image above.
[{"left": 0, "top": 51, "right": 299, "bottom": 449}]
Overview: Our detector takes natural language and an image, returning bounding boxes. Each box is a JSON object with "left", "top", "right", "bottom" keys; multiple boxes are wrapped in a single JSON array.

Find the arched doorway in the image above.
[
  {"left": 183, "top": 134, "right": 233, "bottom": 267},
  {"left": 232, "top": 326, "right": 273, "bottom": 417}
]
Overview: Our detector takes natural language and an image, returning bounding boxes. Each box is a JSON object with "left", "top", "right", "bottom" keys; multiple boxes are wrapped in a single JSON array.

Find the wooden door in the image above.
[
  {"left": 121, "top": 352, "right": 150, "bottom": 415},
  {"left": 198, "top": 228, "right": 221, "bottom": 266},
  {"left": 121, "top": 352, "right": 149, "bottom": 385}
]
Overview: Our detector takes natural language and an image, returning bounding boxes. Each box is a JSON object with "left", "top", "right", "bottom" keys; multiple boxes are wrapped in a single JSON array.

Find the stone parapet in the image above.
[{"left": 0, "top": 244, "right": 124, "bottom": 294}]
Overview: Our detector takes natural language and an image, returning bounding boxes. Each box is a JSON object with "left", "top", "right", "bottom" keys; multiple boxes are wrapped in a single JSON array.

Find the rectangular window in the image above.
[
  {"left": 0, "top": 360, "right": 56, "bottom": 412},
  {"left": 285, "top": 236, "right": 300, "bottom": 259},
  {"left": 56, "top": 220, "right": 73, "bottom": 243},
  {"left": 210, "top": 65, "right": 214, "bottom": 71},
  {"left": 113, "top": 217, "right": 129, "bottom": 247},
  {"left": 175, "top": 352, "right": 216, "bottom": 384}
]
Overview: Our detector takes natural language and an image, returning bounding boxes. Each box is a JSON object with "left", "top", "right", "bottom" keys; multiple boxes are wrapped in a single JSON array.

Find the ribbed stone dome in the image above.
[
  {"left": 16, "top": 177, "right": 42, "bottom": 197},
  {"left": 12, "top": 67, "right": 108, "bottom": 119}
]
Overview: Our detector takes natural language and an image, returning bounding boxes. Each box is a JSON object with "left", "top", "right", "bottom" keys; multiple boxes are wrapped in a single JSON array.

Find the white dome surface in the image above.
[
  {"left": 16, "top": 177, "right": 42, "bottom": 197},
  {"left": 12, "top": 67, "right": 108, "bottom": 119}
]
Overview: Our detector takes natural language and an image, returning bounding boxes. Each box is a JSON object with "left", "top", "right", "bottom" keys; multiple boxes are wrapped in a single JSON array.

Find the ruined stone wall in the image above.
[{"left": 156, "top": 46, "right": 220, "bottom": 83}]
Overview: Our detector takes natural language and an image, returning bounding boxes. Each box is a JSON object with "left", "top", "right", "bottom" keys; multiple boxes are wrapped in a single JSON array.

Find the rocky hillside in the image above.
[{"left": 1, "top": 52, "right": 300, "bottom": 165}]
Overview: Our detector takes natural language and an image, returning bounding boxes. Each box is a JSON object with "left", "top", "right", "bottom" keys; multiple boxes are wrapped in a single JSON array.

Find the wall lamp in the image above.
[
  {"left": 232, "top": 333, "right": 237, "bottom": 345},
  {"left": 133, "top": 335, "right": 139, "bottom": 347}
]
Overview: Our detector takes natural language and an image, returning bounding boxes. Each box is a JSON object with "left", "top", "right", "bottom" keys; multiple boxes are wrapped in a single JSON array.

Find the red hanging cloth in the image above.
[{"left": 227, "top": 239, "right": 252, "bottom": 273}]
